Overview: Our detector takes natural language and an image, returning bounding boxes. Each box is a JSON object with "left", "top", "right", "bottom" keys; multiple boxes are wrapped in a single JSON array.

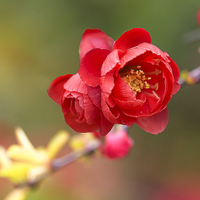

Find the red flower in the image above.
[
  {"left": 79, "top": 28, "right": 180, "bottom": 134},
  {"left": 48, "top": 73, "right": 113, "bottom": 135},
  {"left": 48, "top": 28, "right": 180, "bottom": 136},
  {"left": 197, "top": 7, "right": 200, "bottom": 26},
  {"left": 102, "top": 129, "right": 133, "bottom": 159}
]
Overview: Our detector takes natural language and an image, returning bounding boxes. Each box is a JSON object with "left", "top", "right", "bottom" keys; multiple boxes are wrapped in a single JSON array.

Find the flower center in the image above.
[{"left": 119, "top": 65, "right": 151, "bottom": 95}]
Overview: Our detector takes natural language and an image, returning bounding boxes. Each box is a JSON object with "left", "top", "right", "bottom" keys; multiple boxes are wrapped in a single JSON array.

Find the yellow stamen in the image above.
[{"left": 119, "top": 65, "right": 152, "bottom": 95}]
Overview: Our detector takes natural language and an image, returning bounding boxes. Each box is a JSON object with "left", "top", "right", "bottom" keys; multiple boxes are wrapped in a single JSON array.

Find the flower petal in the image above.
[
  {"left": 63, "top": 111, "right": 100, "bottom": 133},
  {"left": 99, "top": 113, "right": 114, "bottom": 136},
  {"left": 83, "top": 94, "right": 101, "bottom": 125},
  {"left": 136, "top": 108, "right": 169, "bottom": 134},
  {"left": 48, "top": 74, "right": 73, "bottom": 105},
  {"left": 101, "top": 94, "right": 120, "bottom": 124},
  {"left": 79, "top": 29, "right": 114, "bottom": 60},
  {"left": 87, "top": 86, "right": 101, "bottom": 109},
  {"left": 63, "top": 73, "right": 87, "bottom": 94},
  {"left": 112, "top": 77, "right": 144, "bottom": 109},
  {"left": 113, "top": 28, "right": 151, "bottom": 51},
  {"left": 79, "top": 49, "right": 110, "bottom": 87},
  {"left": 101, "top": 49, "right": 124, "bottom": 76},
  {"left": 136, "top": 43, "right": 169, "bottom": 62},
  {"left": 167, "top": 57, "right": 180, "bottom": 94},
  {"left": 119, "top": 47, "right": 146, "bottom": 69}
]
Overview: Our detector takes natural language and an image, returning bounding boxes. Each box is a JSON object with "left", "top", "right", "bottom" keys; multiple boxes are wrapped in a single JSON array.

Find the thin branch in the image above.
[
  {"left": 51, "top": 139, "right": 101, "bottom": 170},
  {"left": 15, "top": 139, "right": 101, "bottom": 189},
  {"left": 179, "top": 66, "right": 200, "bottom": 86}
]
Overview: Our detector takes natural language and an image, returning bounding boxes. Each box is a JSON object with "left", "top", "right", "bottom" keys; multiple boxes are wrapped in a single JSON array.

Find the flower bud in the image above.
[{"left": 102, "top": 130, "right": 133, "bottom": 159}]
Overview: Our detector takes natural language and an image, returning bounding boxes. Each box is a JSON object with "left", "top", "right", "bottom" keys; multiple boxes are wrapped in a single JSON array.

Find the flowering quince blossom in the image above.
[
  {"left": 48, "top": 28, "right": 180, "bottom": 136},
  {"left": 102, "top": 129, "right": 133, "bottom": 159}
]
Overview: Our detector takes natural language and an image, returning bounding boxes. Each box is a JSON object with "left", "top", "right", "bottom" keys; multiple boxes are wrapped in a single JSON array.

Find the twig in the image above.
[
  {"left": 51, "top": 139, "right": 101, "bottom": 170},
  {"left": 179, "top": 66, "right": 200, "bottom": 86},
  {"left": 15, "top": 139, "right": 101, "bottom": 189}
]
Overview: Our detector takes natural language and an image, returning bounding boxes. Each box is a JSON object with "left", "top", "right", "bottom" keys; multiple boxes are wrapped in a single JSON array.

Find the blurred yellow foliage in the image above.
[{"left": 0, "top": 127, "right": 69, "bottom": 200}]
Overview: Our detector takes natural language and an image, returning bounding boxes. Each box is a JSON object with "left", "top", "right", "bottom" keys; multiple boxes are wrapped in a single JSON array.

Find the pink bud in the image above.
[{"left": 102, "top": 130, "right": 134, "bottom": 159}]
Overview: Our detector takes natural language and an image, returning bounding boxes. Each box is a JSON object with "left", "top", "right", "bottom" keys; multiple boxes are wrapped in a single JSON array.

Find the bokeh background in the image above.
[{"left": 0, "top": 0, "right": 200, "bottom": 199}]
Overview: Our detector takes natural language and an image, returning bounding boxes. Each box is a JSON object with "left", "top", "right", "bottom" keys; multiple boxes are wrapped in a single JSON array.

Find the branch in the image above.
[
  {"left": 179, "top": 66, "right": 200, "bottom": 86},
  {"left": 15, "top": 139, "right": 101, "bottom": 190},
  {"left": 51, "top": 139, "right": 101, "bottom": 170}
]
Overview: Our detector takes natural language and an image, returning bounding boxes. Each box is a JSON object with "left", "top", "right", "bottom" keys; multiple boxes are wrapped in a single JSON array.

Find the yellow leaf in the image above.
[
  {"left": 47, "top": 130, "right": 69, "bottom": 159},
  {"left": 15, "top": 127, "right": 35, "bottom": 151},
  {"left": 0, "top": 162, "right": 34, "bottom": 183},
  {"left": 8, "top": 145, "right": 48, "bottom": 165}
]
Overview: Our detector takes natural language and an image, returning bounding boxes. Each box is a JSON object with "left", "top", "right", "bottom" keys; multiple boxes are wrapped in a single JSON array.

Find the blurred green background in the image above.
[{"left": 0, "top": 0, "right": 200, "bottom": 200}]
